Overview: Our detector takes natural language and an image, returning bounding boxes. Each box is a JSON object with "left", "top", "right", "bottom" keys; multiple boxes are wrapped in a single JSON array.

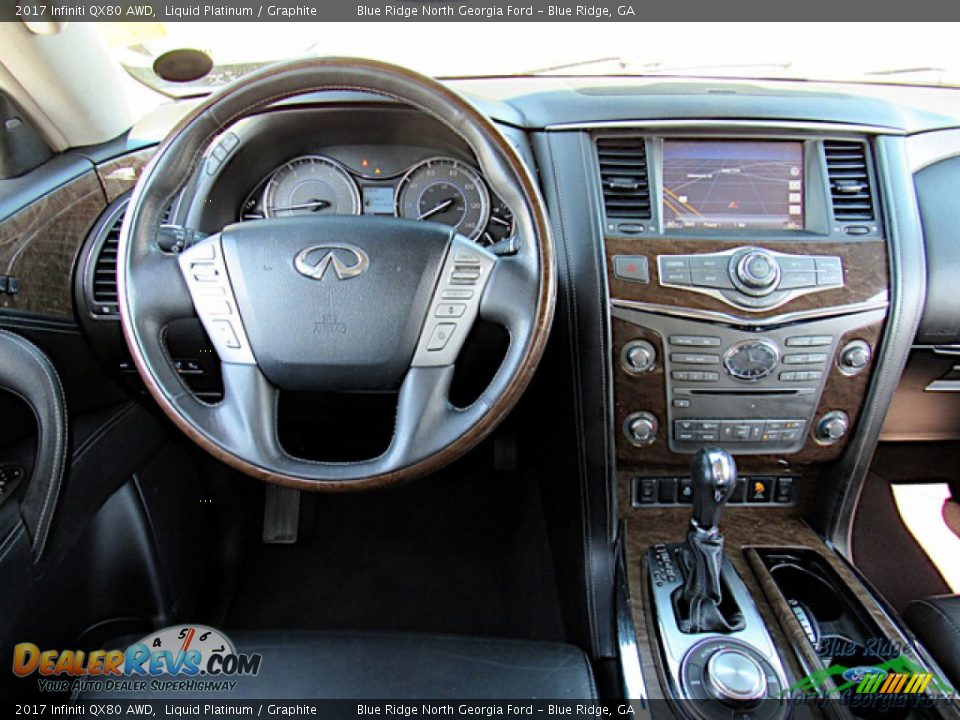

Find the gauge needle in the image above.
[
  {"left": 417, "top": 198, "right": 455, "bottom": 220},
  {"left": 271, "top": 199, "right": 332, "bottom": 213}
]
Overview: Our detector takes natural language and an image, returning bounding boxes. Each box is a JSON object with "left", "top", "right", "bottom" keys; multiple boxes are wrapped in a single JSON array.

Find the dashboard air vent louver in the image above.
[
  {"left": 596, "top": 136, "right": 651, "bottom": 220},
  {"left": 824, "top": 141, "right": 874, "bottom": 221},
  {"left": 90, "top": 203, "right": 125, "bottom": 311},
  {"left": 88, "top": 199, "right": 175, "bottom": 314}
]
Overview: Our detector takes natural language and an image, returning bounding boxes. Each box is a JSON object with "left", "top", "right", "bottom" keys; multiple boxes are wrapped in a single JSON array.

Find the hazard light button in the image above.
[{"left": 613, "top": 255, "right": 650, "bottom": 283}]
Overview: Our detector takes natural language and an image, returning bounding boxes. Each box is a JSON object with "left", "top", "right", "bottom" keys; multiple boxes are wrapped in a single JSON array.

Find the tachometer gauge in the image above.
[
  {"left": 395, "top": 157, "right": 490, "bottom": 240},
  {"left": 479, "top": 196, "right": 515, "bottom": 247},
  {"left": 262, "top": 155, "right": 361, "bottom": 218}
]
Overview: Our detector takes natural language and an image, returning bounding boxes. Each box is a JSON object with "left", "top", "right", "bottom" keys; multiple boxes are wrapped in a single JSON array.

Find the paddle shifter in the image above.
[{"left": 675, "top": 447, "right": 743, "bottom": 634}]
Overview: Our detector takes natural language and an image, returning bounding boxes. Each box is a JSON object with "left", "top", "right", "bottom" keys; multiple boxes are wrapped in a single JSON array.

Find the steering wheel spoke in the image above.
[
  {"left": 126, "top": 244, "right": 197, "bottom": 326},
  {"left": 479, "top": 252, "right": 539, "bottom": 334},
  {"left": 205, "top": 363, "right": 282, "bottom": 462}
]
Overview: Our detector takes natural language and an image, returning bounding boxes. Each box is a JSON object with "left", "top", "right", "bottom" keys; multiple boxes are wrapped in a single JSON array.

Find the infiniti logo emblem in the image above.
[{"left": 294, "top": 244, "right": 369, "bottom": 281}]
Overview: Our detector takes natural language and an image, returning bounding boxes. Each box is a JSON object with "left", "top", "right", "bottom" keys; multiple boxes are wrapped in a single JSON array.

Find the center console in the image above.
[
  {"left": 598, "top": 131, "right": 889, "bottom": 498},
  {"left": 594, "top": 128, "right": 925, "bottom": 717}
]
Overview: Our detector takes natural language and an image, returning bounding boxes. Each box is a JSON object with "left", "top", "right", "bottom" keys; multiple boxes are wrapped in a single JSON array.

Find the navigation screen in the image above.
[{"left": 661, "top": 140, "right": 804, "bottom": 230}]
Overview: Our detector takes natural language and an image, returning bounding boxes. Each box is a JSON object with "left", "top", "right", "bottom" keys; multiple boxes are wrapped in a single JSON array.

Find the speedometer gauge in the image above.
[
  {"left": 262, "top": 155, "right": 361, "bottom": 218},
  {"left": 395, "top": 157, "right": 490, "bottom": 240}
]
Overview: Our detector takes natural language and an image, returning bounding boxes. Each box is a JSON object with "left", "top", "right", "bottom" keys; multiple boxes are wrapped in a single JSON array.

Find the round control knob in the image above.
[
  {"left": 735, "top": 250, "right": 781, "bottom": 296},
  {"left": 705, "top": 648, "right": 767, "bottom": 707},
  {"left": 839, "top": 340, "right": 871, "bottom": 375},
  {"left": 620, "top": 340, "right": 657, "bottom": 375},
  {"left": 624, "top": 411, "right": 658, "bottom": 447},
  {"left": 816, "top": 411, "right": 849, "bottom": 444}
]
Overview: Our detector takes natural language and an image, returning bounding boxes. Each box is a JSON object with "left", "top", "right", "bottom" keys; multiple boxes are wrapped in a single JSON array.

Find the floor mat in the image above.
[
  {"left": 891, "top": 482, "right": 960, "bottom": 592},
  {"left": 225, "top": 466, "right": 566, "bottom": 643}
]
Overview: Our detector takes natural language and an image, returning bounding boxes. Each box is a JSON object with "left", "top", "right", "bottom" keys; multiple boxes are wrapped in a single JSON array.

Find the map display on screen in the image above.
[{"left": 661, "top": 140, "right": 804, "bottom": 230}]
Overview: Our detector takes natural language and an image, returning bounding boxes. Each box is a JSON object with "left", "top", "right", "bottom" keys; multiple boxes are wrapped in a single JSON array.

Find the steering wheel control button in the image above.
[
  {"left": 200, "top": 300, "right": 232, "bottom": 316},
  {"left": 450, "top": 269, "right": 482, "bottom": 285},
  {"left": 441, "top": 289, "right": 473, "bottom": 300},
  {"left": 435, "top": 303, "right": 467, "bottom": 318},
  {"left": 191, "top": 264, "right": 220, "bottom": 282},
  {"left": 178, "top": 236, "right": 256, "bottom": 365},
  {"left": 212, "top": 320, "right": 242, "bottom": 349},
  {"left": 412, "top": 236, "right": 496, "bottom": 368},
  {"left": 426, "top": 323, "right": 457, "bottom": 352}
]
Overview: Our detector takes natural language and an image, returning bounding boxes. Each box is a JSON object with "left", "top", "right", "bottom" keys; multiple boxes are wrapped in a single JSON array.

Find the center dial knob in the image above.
[
  {"left": 734, "top": 250, "right": 781, "bottom": 296},
  {"left": 705, "top": 648, "right": 767, "bottom": 707}
]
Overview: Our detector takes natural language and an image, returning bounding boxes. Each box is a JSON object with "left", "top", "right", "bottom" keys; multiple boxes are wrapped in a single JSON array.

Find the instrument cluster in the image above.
[{"left": 240, "top": 152, "right": 515, "bottom": 247}]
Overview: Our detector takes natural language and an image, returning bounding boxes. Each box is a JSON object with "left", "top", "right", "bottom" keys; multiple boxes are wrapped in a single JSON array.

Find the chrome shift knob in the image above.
[{"left": 690, "top": 447, "right": 737, "bottom": 531}]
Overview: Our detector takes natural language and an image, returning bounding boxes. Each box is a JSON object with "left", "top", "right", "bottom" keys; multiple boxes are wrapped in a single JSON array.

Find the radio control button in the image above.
[
  {"left": 671, "top": 353, "right": 719, "bottom": 365},
  {"left": 661, "top": 269, "right": 692, "bottom": 285},
  {"left": 689, "top": 256, "right": 728, "bottom": 271},
  {"left": 779, "top": 257, "right": 816, "bottom": 273},
  {"left": 669, "top": 335, "right": 721, "bottom": 347},
  {"left": 778, "top": 271, "right": 817, "bottom": 289},
  {"left": 783, "top": 353, "right": 828, "bottom": 365},
  {"left": 691, "top": 270, "right": 735, "bottom": 289},
  {"left": 786, "top": 335, "right": 832, "bottom": 347}
]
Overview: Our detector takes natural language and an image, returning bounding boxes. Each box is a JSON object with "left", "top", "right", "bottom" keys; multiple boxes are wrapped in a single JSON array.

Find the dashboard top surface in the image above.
[{"left": 125, "top": 76, "right": 960, "bottom": 150}]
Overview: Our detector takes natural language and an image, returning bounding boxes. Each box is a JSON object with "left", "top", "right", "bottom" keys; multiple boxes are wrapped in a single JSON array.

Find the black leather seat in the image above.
[
  {"left": 84, "top": 631, "right": 598, "bottom": 699},
  {"left": 903, "top": 594, "right": 960, "bottom": 687}
]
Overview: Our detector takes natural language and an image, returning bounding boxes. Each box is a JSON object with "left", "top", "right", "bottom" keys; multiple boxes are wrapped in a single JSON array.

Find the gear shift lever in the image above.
[
  {"left": 675, "top": 447, "right": 744, "bottom": 634},
  {"left": 691, "top": 447, "right": 737, "bottom": 531}
]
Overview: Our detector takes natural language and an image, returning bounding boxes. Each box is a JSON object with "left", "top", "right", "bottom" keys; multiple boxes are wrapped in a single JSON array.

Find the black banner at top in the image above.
[{"left": 4, "top": 0, "right": 960, "bottom": 21}]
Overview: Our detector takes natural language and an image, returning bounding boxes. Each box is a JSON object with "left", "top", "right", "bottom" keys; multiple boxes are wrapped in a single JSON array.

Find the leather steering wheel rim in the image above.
[{"left": 117, "top": 58, "right": 556, "bottom": 491}]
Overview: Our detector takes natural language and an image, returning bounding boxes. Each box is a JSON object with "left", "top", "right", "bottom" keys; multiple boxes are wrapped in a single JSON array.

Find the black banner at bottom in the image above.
[{"left": 6, "top": 698, "right": 960, "bottom": 719}]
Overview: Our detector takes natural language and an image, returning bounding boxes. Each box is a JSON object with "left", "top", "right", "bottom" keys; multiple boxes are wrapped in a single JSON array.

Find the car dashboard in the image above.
[{"left": 2, "top": 72, "right": 960, "bottom": 705}]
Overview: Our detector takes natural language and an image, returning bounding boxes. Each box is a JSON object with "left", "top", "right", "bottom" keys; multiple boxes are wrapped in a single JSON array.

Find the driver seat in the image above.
[{"left": 84, "top": 631, "right": 598, "bottom": 699}]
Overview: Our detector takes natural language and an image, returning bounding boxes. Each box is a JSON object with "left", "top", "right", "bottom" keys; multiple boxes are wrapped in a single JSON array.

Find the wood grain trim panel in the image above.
[
  {"left": 0, "top": 172, "right": 106, "bottom": 320},
  {"left": 96, "top": 148, "right": 154, "bottom": 203},
  {"left": 607, "top": 237, "right": 888, "bottom": 318}
]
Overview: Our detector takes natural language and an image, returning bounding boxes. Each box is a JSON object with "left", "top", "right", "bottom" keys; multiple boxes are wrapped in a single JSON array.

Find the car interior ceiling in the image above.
[{"left": 3, "top": 21, "right": 960, "bottom": 712}]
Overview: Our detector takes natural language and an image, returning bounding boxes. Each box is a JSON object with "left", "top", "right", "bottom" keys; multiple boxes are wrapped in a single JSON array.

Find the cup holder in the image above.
[{"left": 769, "top": 562, "right": 844, "bottom": 623}]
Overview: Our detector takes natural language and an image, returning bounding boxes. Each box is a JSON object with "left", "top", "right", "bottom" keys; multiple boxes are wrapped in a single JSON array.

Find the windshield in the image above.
[{"left": 97, "top": 22, "right": 960, "bottom": 95}]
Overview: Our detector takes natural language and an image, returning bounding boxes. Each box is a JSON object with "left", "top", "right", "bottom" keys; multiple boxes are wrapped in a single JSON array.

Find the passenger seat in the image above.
[{"left": 903, "top": 594, "right": 960, "bottom": 688}]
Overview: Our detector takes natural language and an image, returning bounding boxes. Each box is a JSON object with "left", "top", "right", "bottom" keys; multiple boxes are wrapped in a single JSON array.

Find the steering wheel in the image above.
[{"left": 117, "top": 58, "right": 556, "bottom": 490}]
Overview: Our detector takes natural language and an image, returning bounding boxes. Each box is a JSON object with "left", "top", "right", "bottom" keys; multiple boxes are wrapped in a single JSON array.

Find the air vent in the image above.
[
  {"left": 85, "top": 198, "right": 176, "bottom": 315},
  {"left": 824, "top": 141, "right": 874, "bottom": 221},
  {"left": 90, "top": 207, "right": 124, "bottom": 310},
  {"left": 596, "top": 136, "right": 651, "bottom": 220}
]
